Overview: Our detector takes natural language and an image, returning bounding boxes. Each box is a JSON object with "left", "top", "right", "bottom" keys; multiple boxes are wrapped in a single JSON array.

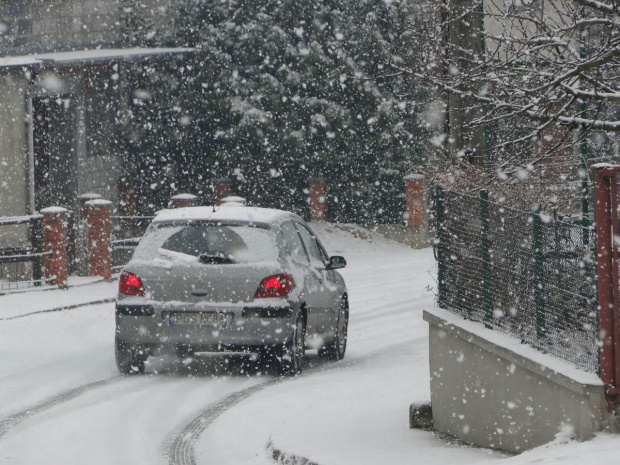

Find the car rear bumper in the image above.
[{"left": 115, "top": 302, "right": 297, "bottom": 349}]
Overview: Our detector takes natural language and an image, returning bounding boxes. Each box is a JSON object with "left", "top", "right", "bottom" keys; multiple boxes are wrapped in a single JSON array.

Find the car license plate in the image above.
[{"left": 168, "top": 312, "right": 228, "bottom": 327}]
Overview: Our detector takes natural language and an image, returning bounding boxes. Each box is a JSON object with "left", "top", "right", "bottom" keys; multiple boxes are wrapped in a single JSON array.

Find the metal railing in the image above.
[
  {"left": 111, "top": 215, "right": 154, "bottom": 271},
  {"left": 0, "top": 215, "right": 49, "bottom": 291}
]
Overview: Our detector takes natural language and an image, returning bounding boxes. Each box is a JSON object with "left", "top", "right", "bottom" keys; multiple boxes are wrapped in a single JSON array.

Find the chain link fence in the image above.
[{"left": 435, "top": 188, "right": 599, "bottom": 373}]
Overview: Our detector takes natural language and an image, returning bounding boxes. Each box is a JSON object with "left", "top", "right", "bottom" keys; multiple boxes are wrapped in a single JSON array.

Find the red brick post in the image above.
[
  {"left": 309, "top": 177, "right": 327, "bottom": 221},
  {"left": 404, "top": 174, "right": 426, "bottom": 227},
  {"left": 212, "top": 179, "right": 230, "bottom": 206},
  {"left": 170, "top": 193, "right": 198, "bottom": 208},
  {"left": 41, "top": 207, "right": 69, "bottom": 287},
  {"left": 84, "top": 199, "right": 112, "bottom": 279},
  {"left": 119, "top": 180, "right": 138, "bottom": 217},
  {"left": 79, "top": 193, "right": 101, "bottom": 220}
]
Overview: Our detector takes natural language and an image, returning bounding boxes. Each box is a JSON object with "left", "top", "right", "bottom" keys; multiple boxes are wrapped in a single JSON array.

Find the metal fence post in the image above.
[
  {"left": 29, "top": 215, "right": 44, "bottom": 285},
  {"left": 480, "top": 190, "right": 492, "bottom": 327},
  {"left": 435, "top": 187, "right": 446, "bottom": 308},
  {"left": 532, "top": 204, "right": 545, "bottom": 338}
]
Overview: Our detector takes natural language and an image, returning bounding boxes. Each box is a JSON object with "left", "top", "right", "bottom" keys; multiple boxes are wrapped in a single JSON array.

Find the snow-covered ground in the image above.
[{"left": 0, "top": 223, "right": 618, "bottom": 464}]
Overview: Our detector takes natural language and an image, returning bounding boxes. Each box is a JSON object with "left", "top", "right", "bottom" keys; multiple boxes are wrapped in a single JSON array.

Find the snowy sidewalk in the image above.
[{"left": 0, "top": 277, "right": 117, "bottom": 320}]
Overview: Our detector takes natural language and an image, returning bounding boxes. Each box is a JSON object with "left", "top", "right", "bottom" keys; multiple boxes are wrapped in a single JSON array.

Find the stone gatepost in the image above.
[
  {"left": 84, "top": 199, "right": 112, "bottom": 279},
  {"left": 41, "top": 207, "right": 69, "bottom": 287},
  {"left": 170, "top": 193, "right": 198, "bottom": 208},
  {"left": 309, "top": 177, "right": 327, "bottom": 221}
]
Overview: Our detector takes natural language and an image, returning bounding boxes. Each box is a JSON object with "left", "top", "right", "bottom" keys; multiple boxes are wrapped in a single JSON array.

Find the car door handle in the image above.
[{"left": 191, "top": 289, "right": 209, "bottom": 297}]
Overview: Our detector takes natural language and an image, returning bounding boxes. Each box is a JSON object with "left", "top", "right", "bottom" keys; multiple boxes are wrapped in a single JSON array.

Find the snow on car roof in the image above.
[{"left": 152, "top": 205, "right": 297, "bottom": 225}]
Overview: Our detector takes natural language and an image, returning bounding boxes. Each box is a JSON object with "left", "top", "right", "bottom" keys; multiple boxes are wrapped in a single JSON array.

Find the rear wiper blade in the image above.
[{"left": 199, "top": 253, "right": 234, "bottom": 265}]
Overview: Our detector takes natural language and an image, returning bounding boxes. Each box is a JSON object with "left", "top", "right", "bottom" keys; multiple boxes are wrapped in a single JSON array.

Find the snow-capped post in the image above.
[
  {"left": 41, "top": 207, "right": 69, "bottom": 288},
  {"left": 593, "top": 164, "right": 620, "bottom": 413},
  {"left": 79, "top": 193, "right": 102, "bottom": 220},
  {"left": 309, "top": 176, "right": 327, "bottom": 221},
  {"left": 170, "top": 193, "right": 198, "bottom": 209},
  {"left": 212, "top": 178, "right": 230, "bottom": 206},
  {"left": 404, "top": 174, "right": 425, "bottom": 228},
  {"left": 84, "top": 199, "right": 112, "bottom": 280}
]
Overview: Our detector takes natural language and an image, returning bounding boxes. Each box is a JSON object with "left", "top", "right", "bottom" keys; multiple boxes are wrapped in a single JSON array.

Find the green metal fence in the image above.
[{"left": 435, "top": 188, "right": 599, "bottom": 373}]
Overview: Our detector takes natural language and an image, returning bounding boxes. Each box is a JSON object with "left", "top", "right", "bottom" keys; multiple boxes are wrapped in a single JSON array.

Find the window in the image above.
[
  {"left": 295, "top": 223, "right": 326, "bottom": 268},
  {"left": 134, "top": 223, "right": 279, "bottom": 264},
  {"left": 280, "top": 221, "right": 309, "bottom": 265}
]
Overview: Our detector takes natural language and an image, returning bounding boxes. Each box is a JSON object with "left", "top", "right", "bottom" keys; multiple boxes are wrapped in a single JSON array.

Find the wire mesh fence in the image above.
[{"left": 435, "top": 188, "right": 599, "bottom": 373}]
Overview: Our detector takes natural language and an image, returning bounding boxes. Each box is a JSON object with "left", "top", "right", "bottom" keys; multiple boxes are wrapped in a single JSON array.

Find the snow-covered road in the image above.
[{"left": 1, "top": 223, "right": 616, "bottom": 464}]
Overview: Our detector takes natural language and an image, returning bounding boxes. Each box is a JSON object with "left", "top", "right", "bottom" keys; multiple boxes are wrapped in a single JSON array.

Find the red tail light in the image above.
[
  {"left": 254, "top": 274, "right": 294, "bottom": 299},
  {"left": 119, "top": 271, "right": 145, "bottom": 297}
]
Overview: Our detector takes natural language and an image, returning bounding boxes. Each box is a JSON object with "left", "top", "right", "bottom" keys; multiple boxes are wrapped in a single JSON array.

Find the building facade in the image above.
[{"left": 0, "top": 0, "right": 186, "bottom": 280}]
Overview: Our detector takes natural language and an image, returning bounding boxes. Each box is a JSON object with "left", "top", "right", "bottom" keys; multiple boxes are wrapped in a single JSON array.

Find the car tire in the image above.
[
  {"left": 115, "top": 336, "right": 147, "bottom": 375},
  {"left": 318, "top": 296, "right": 348, "bottom": 361},
  {"left": 278, "top": 313, "right": 305, "bottom": 376}
]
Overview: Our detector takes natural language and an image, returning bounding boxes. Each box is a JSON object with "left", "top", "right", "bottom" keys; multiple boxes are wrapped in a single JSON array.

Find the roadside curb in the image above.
[
  {"left": 0, "top": 298, "right": 116, "bottom": 321},
  {"left": 0, "top": 276, "right": 108, "bottom": 296},
  {"left": 267, "top": 439, "right": 319, "bottom": 465}
]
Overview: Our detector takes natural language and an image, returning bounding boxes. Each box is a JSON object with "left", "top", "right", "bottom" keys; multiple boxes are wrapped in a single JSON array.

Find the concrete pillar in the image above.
[
  {"left": 309, "top": 177, "right": 327, "bottom": 221},
  {"left": 212, "top": 178, "right": 230, "bottom": 206},
  {"left": 41, "top": 207, "right": 69, "bottom": 287},
  {"left": 404, "top": 174, "right": 426, "bottom": 227},
  {"left": 170, "top": 193, "right": 198, "bottom": 209},
  {"left": 84, "top": 199, "right": 112, "bottom": 280}
]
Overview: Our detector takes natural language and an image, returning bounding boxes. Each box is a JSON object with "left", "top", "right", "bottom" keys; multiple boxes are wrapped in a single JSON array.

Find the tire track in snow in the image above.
[
  {"left": 166, "top": 378, "right": 282, "bottom": 465},
  {"left": 0, "top": 376, "right": 119, "bottom": 440},
  {"left": 164, "top": 338, "right": 417, "bottom": 465}
]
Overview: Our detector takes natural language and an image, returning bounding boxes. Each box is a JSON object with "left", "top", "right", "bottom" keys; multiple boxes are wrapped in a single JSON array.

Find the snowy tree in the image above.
[{"left": 390, "top": 0, "right": 620, "bottom": 212}]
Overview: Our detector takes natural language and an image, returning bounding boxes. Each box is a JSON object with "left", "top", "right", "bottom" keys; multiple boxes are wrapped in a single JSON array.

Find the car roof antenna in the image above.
[{"left": 213, "top": 203, "right": 216, "bottom": 213}]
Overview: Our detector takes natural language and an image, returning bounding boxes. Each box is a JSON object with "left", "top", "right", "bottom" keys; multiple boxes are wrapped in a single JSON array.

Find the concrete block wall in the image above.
[{"left": 423, "top": 308, "right": 608, "bottom": 453}]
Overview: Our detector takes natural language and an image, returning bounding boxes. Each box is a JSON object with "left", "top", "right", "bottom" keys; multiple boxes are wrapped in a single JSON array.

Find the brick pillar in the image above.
[
  {"left": 404, "top": 174, "right": 426, "bottom": 227},
  {"left": 170, "top": 193, "right": 198, "bottom": 208},
  {"left": 309, "top": 177, "right": 327, "bottom": 221},
  {"left": 84, "top": 199, "right": 112, "bottom": 279},
  {"left": 79, "top": 193, "right": 101, "bottom": 220},
  {"left": 118, "top": 180, "right": 138, "bottom": 216},
  {"left": 212, "top": 178, "right": 230, "bottom": 206},
  {"left": 41, "top": 207, "right": 69, "bottom": 287}
]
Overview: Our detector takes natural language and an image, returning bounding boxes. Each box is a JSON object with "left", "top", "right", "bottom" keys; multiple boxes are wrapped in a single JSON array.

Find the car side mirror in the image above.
[{"left": 326, "top": 255, "right": 346, "bottom": 270}]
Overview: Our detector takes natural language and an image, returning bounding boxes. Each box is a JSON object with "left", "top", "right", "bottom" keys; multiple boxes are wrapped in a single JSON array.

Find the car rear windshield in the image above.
[{"left": 133, "top": 222, "right": 279, "bottom": 264}]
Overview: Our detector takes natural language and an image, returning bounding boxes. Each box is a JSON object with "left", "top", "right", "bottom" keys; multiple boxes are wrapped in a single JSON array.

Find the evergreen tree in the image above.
[{"left": 125, "top": 0, "right": 431, "bottom": 222}]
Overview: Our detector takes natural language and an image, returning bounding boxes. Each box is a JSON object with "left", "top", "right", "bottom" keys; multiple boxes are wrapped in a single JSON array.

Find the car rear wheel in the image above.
[
  {"left": 115, "top": 336, "right": 147, "bottom": 375},
  {"left": 318, "top": 296, "right": 348, "bottom": 361},
  {"left": 278, "top": 313, "right": 305, "bottom": 376}
]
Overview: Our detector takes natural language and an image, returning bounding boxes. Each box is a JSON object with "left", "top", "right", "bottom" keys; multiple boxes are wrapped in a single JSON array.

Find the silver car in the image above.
[{"left": 115, "top": 205, "right": 348, "bottom": 375}]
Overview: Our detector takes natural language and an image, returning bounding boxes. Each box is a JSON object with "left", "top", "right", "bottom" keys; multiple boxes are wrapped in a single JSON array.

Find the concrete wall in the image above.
[
  {"left": 424, "top": 308, "right": 607, "bottom": 453},
  {"left": 0, "top": 0, "right": 173, "bottom": 52},
  {"left": 0, "top": 0, "right": 121, "bottom": 51},
  {"left": 0, "top": 72, "right": 29, "bottom": 248}
]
